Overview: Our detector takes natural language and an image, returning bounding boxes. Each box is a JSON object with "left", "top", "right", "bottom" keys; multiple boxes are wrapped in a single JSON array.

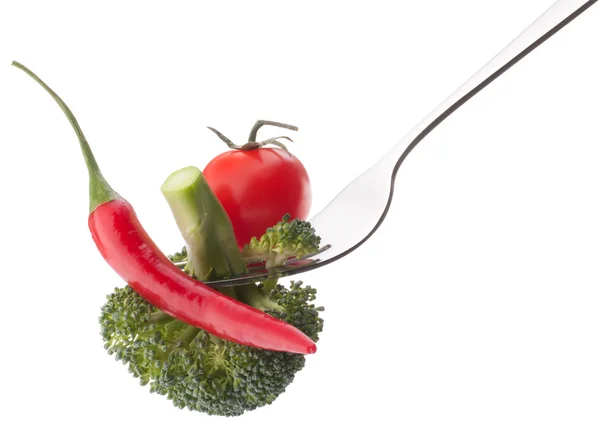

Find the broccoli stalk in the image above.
[
  {"left": 161, "top": 166, "right": 245, "bottom": 283},
  {"left": 160, "top": 165, "right": 282, "bottom": 310}
]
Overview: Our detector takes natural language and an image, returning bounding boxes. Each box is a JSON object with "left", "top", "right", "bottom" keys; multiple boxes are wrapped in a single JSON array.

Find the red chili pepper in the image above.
[{"left": 13, "top": 61, "right": 316, "bottom": 355}]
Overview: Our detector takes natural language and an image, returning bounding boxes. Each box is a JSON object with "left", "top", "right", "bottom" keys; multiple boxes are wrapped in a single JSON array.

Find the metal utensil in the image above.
[{"left": 207, "top": 0, "right": 597, "bottom": 287}]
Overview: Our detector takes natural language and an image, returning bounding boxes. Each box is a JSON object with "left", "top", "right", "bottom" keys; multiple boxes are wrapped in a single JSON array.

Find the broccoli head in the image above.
[
  {"left": 242, "top": 214, "right": 322, "bottom": 268},
  {"left": 99, "top": 273, "right": 324, "bottom": 417}
]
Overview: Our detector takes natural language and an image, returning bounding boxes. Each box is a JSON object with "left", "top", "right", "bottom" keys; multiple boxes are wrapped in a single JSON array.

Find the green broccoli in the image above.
[
  {"left": 99, "top": 166, "right": 324, "bottom": 417},
  {"left": 100, "top": 279, "right": 322, "bottom": 416},
  {"left": 241, "top": 213, "right": 322, "bottom": 269}
]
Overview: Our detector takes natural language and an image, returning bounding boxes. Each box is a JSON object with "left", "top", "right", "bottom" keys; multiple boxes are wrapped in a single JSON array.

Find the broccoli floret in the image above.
[
  {"left": 167, "top": 246, "right": 188, "bottom": 264},
  {"left": 242, "top": 214, "right": 321, "bottom": 269},
  {"left": 99, "top": 276, "right": 324, "bottom": 417}
]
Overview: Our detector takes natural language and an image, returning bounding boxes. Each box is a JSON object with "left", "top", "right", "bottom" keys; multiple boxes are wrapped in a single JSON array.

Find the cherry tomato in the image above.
[
  {"left": 203, "top": 120, "right": 312, "bottom": 249},
  {"left": 204, "top": 147, "right": 311, "bottom": 248}
]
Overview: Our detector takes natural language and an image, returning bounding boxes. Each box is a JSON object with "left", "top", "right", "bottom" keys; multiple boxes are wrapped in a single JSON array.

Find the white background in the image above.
[{"left": 1, "top": 1, "right": 599, "bottom": 435}]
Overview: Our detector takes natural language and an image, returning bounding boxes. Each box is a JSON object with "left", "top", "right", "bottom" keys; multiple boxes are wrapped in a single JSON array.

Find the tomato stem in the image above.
[
  {"left": 207, "top": 120, "right": 298, "bottom": 156},
  {"left": 247, "top": 120, "right": 298, "bottom": 143},
  {"left": 260, "top": 136, "right": 293, "bottom": 155},
  {"left": 206, "top": 127, "right": 238, "bottom": 150}
]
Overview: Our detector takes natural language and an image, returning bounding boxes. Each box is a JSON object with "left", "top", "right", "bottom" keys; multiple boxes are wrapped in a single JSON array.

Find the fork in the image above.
[{"left": 207, "top": 0, "right": 597, "bottom": 287}]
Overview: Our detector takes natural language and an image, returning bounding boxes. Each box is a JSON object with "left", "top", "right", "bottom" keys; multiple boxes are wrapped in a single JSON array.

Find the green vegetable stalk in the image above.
[
  {"left": 161, "top": 166, "right": 286, "bottom": 311},
  {"left": 161, "top": 166, "right": 245, "bottom": 283}
]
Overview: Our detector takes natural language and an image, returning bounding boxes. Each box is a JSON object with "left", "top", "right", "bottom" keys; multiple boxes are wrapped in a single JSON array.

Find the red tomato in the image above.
[{"left": 203, "top": 147, "right": 312, "bottom": 248}]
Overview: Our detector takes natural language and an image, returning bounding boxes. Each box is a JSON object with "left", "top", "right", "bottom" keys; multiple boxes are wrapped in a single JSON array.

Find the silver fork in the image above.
[{"left": 207, "top": 0, "right": 597, "bottom": 287}]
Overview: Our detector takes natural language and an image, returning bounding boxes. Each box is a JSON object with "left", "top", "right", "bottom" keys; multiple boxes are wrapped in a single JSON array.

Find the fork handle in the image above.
[{"left": 380, "top": 0, "right": 597, "bottom": 172}]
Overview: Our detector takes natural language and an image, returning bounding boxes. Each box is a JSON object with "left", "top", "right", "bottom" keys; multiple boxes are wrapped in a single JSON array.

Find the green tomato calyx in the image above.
[{"left": 207, "top": 120, "right": 298, "bottom": 155}]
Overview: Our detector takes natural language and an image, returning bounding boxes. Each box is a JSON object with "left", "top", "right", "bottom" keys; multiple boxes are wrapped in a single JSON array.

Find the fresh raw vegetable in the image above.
[
  {"left": 100, "top": 168, "right": 324, "bottom": 416},
  {"left": 204, "top": 120, "right": 312, "bottom": 249},
  {"left": 242, "top": 213, "right": 322, "bottom": 269},
  {"left": 12, "top": 61, "right": 316, "bottom": 354},
  {"left": 100, "top": 279, "right": 323, "bottom": 416},
  {"left": 161, "top": 166, "right": 247, "bottom": 282}
]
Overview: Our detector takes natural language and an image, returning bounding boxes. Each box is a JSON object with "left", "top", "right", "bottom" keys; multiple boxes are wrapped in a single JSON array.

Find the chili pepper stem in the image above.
[{"left": 12, "top": 61, "right": 121, "bottom": 213}]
